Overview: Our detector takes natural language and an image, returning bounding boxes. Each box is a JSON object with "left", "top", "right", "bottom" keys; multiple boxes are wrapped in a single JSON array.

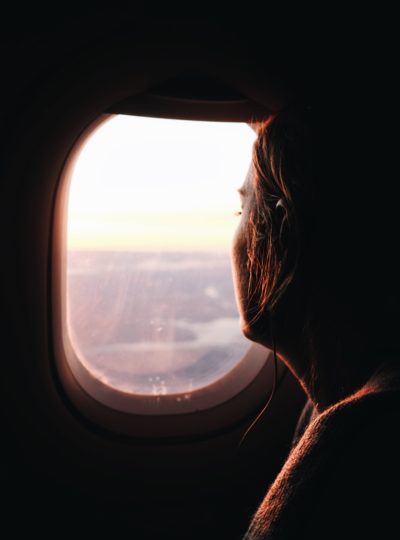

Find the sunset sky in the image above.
[{"left": 67, "top": 115, "right": 256, "bottom": 251}]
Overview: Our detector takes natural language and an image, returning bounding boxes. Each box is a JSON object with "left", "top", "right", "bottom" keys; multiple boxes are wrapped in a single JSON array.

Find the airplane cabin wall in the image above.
[{"left": 1, "top": 18, "right": 306, "bottom": 538}]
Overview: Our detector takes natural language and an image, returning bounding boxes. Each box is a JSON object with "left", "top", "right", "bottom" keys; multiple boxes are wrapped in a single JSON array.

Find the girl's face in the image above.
[
  {"left": 232, "top": 161, "right": 280, "bottom": 350},
  {"left": 231, "top": 164, "right": 263, "bottom": 342}
]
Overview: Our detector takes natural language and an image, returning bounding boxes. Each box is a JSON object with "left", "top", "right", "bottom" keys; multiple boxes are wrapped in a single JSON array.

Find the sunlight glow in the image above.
[{"left": 67, "top": 115, "right": 256, "bottom": 251}]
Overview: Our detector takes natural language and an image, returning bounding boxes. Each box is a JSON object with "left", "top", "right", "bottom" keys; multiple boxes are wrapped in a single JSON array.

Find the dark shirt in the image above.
[{"left": 244, "top": 372, "right": 400, "bottom": 539}]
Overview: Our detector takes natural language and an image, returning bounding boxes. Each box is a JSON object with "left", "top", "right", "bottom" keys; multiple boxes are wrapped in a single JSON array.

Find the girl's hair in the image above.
[{"left": 246, "top": 105, "right": 313, "bottom": 321}]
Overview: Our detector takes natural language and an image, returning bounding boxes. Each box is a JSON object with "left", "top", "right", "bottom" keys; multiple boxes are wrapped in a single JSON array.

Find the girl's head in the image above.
[
  {"left": 232, "top": 103, "right": 399, "bottom": 408},
  {"left": 232, "top": 105, "right": 313, "bottom": 345}
]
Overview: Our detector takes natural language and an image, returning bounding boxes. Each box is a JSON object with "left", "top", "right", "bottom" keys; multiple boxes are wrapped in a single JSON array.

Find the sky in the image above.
[{"left": 67, "top": 114, "right": 256, "bottom": 251}]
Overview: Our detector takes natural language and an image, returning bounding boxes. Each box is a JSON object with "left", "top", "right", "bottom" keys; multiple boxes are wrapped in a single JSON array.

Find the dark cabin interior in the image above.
[{"left": 2, "top": 11, "right": 392, "bottom": 539}]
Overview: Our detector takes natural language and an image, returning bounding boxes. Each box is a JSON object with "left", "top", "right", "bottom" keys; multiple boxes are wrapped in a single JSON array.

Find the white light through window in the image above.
[{"left": 66, "top": 115, "right": 256, "bottom": 395}]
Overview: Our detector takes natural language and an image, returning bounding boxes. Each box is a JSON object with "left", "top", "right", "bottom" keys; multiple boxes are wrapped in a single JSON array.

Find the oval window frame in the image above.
[{"left": 52, "top": 113, "right": 276, "bottom": 438}]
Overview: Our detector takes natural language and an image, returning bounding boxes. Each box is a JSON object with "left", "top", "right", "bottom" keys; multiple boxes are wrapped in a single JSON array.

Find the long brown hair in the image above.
[{"left": 246, "top": 106, "right": 313, "bottom": 321}]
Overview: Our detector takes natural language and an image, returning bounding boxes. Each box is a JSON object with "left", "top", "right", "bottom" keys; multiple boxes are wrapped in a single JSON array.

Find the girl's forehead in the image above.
[{"left": 243, "top": 165, "right": 255, "bottom": 191}]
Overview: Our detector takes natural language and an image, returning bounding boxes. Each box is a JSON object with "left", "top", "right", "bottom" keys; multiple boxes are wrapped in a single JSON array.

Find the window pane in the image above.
[{"left": 66, "top": 115, "right": 256, "bottom": 395}]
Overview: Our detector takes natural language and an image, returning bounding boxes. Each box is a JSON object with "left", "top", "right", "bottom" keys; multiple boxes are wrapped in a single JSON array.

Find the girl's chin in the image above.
[{"left": 240, "top": 316, "right": 273, "bottom": 349}]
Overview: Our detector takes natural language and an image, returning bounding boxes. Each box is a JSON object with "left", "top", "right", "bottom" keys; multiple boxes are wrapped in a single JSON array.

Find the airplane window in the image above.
[{"left": 65, "top": 115, "right": 256, "bottom": 396}]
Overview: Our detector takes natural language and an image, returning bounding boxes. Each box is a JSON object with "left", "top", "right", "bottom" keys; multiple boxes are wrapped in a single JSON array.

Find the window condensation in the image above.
[{"left": 66, "top": 115, "right": 256, "bottom": 395}]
